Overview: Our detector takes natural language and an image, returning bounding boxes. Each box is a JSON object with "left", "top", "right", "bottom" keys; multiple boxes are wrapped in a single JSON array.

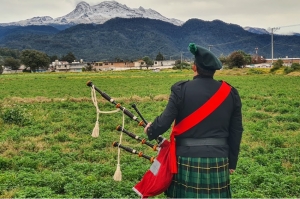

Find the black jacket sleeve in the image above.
[
  {"left": 147, "top": 81, "right": 187, "bottom": 140},
  {"left": 227, "top": 87, "right": 243, "bottom": 169}
]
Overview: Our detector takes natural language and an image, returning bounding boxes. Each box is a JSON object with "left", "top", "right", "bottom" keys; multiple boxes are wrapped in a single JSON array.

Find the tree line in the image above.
[
  {"left": 0, "top": 48, "right": 168, "bottom": 73},
  {"left": 0, "top": 48, "right": 77, "bottom": 72},
  {"left": 3, "top": 47, "right": 297, "bottom": 74}
]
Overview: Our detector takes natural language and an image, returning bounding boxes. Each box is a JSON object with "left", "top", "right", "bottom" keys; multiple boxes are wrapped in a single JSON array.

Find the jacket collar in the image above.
[{"left": 193, "top": 74, "right": 213, "bottom": 79}]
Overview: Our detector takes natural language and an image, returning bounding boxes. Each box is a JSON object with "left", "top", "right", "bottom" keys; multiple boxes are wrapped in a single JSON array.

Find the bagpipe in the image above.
[{"left": 86, "top": 81, "right": 173, "bottom": 198}]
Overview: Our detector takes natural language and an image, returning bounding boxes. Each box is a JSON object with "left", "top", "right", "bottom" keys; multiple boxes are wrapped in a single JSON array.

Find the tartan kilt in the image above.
[{"left": 165, "top": 156, "right": 231, "bottom": 198}]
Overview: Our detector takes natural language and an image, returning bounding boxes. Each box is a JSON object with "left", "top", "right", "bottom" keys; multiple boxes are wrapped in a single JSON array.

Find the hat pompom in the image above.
[{"left": 188, "top": 43, "right": 198, "bottom": 55}]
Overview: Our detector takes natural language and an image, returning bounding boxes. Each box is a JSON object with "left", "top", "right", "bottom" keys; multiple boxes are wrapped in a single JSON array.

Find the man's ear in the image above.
[{"left": 192, "top": 64, "right": 197, "bottom": 72}]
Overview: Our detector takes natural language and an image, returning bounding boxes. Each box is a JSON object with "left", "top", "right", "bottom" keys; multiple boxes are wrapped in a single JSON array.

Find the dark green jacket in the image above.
[{"left": 147, "top": 75, "right": 243, "bottom": 169}]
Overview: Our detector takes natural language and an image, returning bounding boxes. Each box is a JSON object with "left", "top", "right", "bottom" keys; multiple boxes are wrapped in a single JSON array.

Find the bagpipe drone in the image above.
[{"left": 86, "top": 81, "right": 173, "bottom": 198}]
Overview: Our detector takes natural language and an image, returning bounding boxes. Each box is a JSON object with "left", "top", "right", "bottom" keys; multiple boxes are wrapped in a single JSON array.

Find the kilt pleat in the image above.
[{"left": 165, "top": 156, "right": 231, "bottom": 198}]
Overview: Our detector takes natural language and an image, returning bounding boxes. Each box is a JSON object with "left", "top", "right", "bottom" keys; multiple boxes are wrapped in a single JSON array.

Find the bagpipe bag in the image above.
[{"left": 132, "top": 139, "right": 173, "bottom": 198}]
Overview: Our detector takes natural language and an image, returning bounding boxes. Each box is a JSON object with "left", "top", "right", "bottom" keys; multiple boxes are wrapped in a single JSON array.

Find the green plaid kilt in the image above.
[{"left": 165, "top": 156, "right": 231, "bottom": 198}]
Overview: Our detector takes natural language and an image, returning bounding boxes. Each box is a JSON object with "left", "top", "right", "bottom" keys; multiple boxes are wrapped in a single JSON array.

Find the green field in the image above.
[{"left": 0, "top": 69, "right": 299, "bottom": 198}]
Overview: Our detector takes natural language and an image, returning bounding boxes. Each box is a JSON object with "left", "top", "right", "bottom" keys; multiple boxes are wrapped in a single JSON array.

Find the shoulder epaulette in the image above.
[
  {"left": 171, "top": 80, "right": 189, "bottom": 93},
  {"left": 173, "top": 80, "right": 189, "bottom": 87}
]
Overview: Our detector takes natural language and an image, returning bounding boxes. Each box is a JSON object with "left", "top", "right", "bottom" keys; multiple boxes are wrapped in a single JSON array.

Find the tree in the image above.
[
  {"left": 20, "top": 49, "right": 50, "bottom": 72},
  {"left": 4, "top": 57, "right": 20, "bottom": 70},
  {"left": 142, "top": 56, "right": 154, "bottom": 69},
  {"left": 0, "top": 48, "right": 21, "bottom": 59},
  {"left": 61, "top": 52, "right": 76, "bottom": 63},
  {"left": 219, "top": 54, "right": 228, "bottom": 66},
  {"left": 228, "top": 51, "right": 247, "bottom": 68},
  {"left": 85, "top": 63, "right": 93, "bottom": 71},
  {"left": 0, "top": 66, "right": 3, "bottom": 74},
  {"left": 237, "top": 50, "right": 252, "bottom": 65},
  {"left": 155, "top": 52, "right": 164, "bottom": 61}
]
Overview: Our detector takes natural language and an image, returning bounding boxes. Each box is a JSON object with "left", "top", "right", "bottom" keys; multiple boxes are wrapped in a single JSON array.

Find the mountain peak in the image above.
[
  {"left": 138, "top": 6, "right": 145, "bottom": 12},
  {"left": 77, "top": 1, "right": 90, "bottom": 6},
  {"left": 31, "top": 16, "right": 53, "bottom": 21},
  {"left": 73, "top": 1, "right": 91, "bottom": 13},
  {"left": 0, "top": 0, "right": 184, "bottom": 27},
  {"left": 97, "top": 0, "right": 128, "bottom": 8}
]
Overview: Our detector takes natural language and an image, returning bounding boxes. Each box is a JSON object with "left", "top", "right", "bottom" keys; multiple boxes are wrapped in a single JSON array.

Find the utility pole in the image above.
[
  {"left": 270, "top": 27, "right": 280, "bottom": 64},
  {"left": 180, "top": 52, "right": 183, "bottom": 63},
  {"left": 180, "top": 52, "right": 183, "bottom": 70},
  {"left": 255, "top": 47, "right": 258, "bottom": 55},
  {"left": 255, "top": 47, "right": 259, "bottom": 62}
]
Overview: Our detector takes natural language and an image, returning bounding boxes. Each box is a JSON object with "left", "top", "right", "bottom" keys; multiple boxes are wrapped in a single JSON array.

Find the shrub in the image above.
[
  {"left": 0, "top": 157, "right": 12, "bottom": 170},
  {"left": 247, "top": 68, "right": 267, "bottom": 74},
  {"left": 284, "top": 67, "right": 294, "bottom": 74},
  {"left": 14, "top": 187, "right": 55, "bottom": 198},
  {"left": 270, "top": 136, "right": 285, "bottom": 148},
  {"left": 172, "top": 62, "right": 191, "bottom": 70},
  {"left": 270, "top": 59, "right": 283, "bottom": 73},
  {"left": 0, "top": 107, "right": 29, "bottom": 126},
  {"left": 291, "top": 63, "right": 300, "bottom": 70},
  {"left": 16, "top": 157, "right": 39, "bottom": 170},
  {"left": 54, "top": 132, "right": 71, "bottom": 142}
]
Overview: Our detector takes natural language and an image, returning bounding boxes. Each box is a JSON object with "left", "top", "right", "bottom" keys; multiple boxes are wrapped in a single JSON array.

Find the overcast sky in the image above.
[{"left": 1, "top": 0, "right": 300, "bottom": 34}]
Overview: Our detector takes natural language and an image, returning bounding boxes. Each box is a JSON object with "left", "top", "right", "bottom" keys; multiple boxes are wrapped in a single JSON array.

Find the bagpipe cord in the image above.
[
  {"left": 91, "top": 85, "right": 124, "bottom": 181},
  {"left": 113, "top": 108, "right": 125, "bottom": 181}
]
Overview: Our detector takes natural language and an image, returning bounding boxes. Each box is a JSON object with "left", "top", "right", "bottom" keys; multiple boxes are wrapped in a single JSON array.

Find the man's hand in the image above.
[
  {"left": 144, "top": 122, "right": 152, "bottom": 134},
  {"left": 229, "top": 169, "right": 235, "bottom": 174}
]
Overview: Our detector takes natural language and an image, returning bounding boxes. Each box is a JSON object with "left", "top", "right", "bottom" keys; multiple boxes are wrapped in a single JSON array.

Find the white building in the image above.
[
  {"left": 153, "top": 60, "right": 176, "bottom": 68},
  {"left": 50, "top": 60, "right": 86, "bottom": 72}
]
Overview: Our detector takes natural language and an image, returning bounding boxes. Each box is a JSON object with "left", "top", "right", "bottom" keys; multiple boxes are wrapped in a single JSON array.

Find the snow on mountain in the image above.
[
  {"left": 243, "top": 26, "right": 270, "bottom": 35},
  {"left": 0, "top": 16, "right": 54, "bottom": 26},
  {"left": 243, "top": 26, "right": 300, "bottom": 36},
  {"left": 0, "top": 1, "right": 184, "bottom": 27}
]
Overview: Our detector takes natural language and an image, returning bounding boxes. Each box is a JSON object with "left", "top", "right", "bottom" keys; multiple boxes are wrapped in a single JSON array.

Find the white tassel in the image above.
[
  {"left": 113, "top": 112, "right": 124, "bottom": 181},
  {"left": 91, "top": 121, "right": 99, "bottom": 138},
  {"left": 113, "top": 164, "right": 122, "bottom": 181}
]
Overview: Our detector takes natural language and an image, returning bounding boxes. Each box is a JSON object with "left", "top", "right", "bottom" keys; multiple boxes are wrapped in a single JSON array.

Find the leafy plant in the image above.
[{"left": 0, "top": 106, "right": 30, "bottom": 126}]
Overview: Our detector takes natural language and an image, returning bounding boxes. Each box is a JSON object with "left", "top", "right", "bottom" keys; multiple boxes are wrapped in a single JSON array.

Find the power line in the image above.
[
  {"left": 210, "top": 35, "right": 257, "bottom": 47},
  {"left": 277, "top": 24, "right": 300, "bottom": 29},
  {"left": 259, "top": 43, "right": 271, "bottom": 50},
  {"left": 274, "top": 43, "right": 300, "bottom": 47}
]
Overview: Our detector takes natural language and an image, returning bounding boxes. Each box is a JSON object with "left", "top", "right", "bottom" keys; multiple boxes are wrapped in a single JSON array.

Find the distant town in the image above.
[{"left": 2, "top": 56, "right": 300, "bottom": 74}]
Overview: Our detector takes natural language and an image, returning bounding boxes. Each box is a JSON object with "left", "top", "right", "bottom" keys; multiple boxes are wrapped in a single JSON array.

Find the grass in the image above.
[{"left": 0, "top": 68, "right": 299, "bottom": 198}]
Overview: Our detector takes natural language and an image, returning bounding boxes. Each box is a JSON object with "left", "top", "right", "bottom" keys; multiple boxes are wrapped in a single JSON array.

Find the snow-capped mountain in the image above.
[
  {"left": 0, "top": 16, "right": 55, "bottom": 27},
  {"left": 243, "top": 26, "right": 270, "bottom": 35},
  {"left": 243, "top": 26, "right": 300, "bottom": 36},
  {"left": 0, "top": 1, "right": 184, "bottom": 27}
]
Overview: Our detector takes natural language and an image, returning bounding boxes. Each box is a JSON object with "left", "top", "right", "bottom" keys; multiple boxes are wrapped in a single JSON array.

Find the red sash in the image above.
[{"left": 170, "top": 81, "right": 231, "bottom": 173}]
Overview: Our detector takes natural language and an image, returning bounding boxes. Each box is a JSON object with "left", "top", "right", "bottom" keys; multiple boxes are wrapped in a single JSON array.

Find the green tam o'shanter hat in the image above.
[{"left": 188, "top": 43, "right": 222, "bottom": 70}]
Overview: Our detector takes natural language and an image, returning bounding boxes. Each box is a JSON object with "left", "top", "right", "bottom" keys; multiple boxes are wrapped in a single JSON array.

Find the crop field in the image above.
[{"left": 0, "top": 69, "right": 299, "bottom": 198}]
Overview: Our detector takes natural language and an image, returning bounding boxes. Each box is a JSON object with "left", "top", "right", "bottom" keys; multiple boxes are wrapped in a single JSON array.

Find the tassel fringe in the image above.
[
  {"left": 113, "top": 164, "right": 122, "bottom": 181},
  {"left": 91, "top": 121, "right": 99, "bottom": 138}
]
